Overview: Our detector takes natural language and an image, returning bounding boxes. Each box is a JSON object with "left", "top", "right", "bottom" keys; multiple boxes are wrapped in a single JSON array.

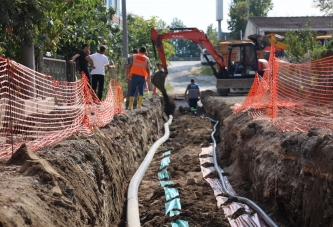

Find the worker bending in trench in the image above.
[
  {"left": 127, "top": 46, "right": 150, "bottom": 110},
  {"left": 185, "top": 78, "right": 201, "bottom": 116}
]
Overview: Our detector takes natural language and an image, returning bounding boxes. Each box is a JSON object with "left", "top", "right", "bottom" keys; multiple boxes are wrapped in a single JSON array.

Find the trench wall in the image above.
[
  {"left": 202, "top": 95, "right": 333, "bottom": 227},
  {"left": 1, "top": 98, "right": 165, "bottom": 227}
]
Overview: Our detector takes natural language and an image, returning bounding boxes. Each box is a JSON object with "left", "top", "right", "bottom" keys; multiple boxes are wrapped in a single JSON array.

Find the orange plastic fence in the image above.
[
  {"left": 235, "top": 45, "right": 333, "bottom": 132},
  {"left": 0, "top": 57, "right": 123, "bottom": 158}
]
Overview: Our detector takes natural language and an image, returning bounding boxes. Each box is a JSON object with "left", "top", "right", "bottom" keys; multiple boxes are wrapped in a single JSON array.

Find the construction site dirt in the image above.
[
  {"left": 0, "top": 92, "right": 332, "bottom": 227},
  {"left": 0, "top": 62, "right": 333, "bottom": 227}
]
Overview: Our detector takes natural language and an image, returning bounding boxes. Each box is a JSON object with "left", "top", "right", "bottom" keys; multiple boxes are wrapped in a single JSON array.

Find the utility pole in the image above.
[
  {"left": 216, "top": 0, "right": 223, "bottom": 40},
  {"left": 122, "top": 0, "right": 128, "bottom": 59},
  {"left": 247, "top": 0, "right": 250, "bottom": 19}
]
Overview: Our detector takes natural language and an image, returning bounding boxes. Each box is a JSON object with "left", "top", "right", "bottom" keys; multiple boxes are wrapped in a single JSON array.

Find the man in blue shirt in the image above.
[{"left": 185, "top": 78, "right": 201, "bottom": 116}]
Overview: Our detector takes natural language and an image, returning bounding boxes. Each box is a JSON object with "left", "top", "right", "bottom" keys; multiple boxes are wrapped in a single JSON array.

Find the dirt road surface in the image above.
[{"left": 166, "top": 61, "right": 247, "bottom": 107}]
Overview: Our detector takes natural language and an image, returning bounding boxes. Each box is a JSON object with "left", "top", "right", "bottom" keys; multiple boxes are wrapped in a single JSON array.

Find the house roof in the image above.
[{"left": 249, "top": 16, "right": 333, "bottom": 30}]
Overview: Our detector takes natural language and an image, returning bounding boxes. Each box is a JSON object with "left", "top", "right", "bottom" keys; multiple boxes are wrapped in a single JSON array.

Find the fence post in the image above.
[
  {"left": 269, "top": 45, "right": 278, "bottom": 120},
  {"left": 6, "top": 59, "right": 14, "bottom": 156}
]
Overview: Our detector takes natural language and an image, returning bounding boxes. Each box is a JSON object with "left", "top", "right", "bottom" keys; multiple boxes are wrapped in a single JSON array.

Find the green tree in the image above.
[
  {"left": 0, "top": 0, "right": 116, "bottom": 69},
  {"left": 228, "top": 0, "right": 273, "bottom": 39},
  {"left": 206, "top": 24, "right": 218, "bottom": 47},
  {"left": 313, "top": 0, "right": 333, "bottom": 15},
  {"left": 127, "top": 14, "right": 174, "bottom": 70},
  {"left": 284, "top": 23, "right": 321, "bottom": 62},
  {"left": 0, "top": 0, "right": 46, "bottom": 68},
  {"left": 169, "top": 18, "right": 200, "bottom": 57}
]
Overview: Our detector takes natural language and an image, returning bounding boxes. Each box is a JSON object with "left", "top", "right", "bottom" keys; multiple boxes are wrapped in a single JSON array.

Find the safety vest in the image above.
[
  {"left": 130, "top": 54, "right": 149, "bottom": 78},
  {"left": 187, "top": 83, "right": 199, "bottom": 99}
]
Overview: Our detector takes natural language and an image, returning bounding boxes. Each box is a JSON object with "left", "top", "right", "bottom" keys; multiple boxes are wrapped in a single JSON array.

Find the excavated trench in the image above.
[
  {"left": 202, "top": 92, "right": 333, "bottom": 227},
  {"left": 0, "top": 92, "right": 332, "bottom": 227}
]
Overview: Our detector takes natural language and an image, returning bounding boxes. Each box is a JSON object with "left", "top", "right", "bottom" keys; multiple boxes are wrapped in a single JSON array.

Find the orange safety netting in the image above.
[
  {"left": 235, "top": 45, "right": 333, "bottom": 132},
  {"left": 0, "top": 57, "right": 123, "bottom": 159}
]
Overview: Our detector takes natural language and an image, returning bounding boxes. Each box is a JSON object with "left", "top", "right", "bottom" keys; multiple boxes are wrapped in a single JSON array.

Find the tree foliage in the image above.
[
  {"left": 127, "top": 14, "right": 174, "bottom": 70},
  {"left": 313, "top": 0, "right": 333, "bottom": 15},
  {"left": 0, "top": 0, "right": 117, "bottom": 64},
  {"left": 284, "top": 23, "right": 322, "bottom": 62},
  {"left": 169, "top": 18, "right": 200, "bottom": 57},
  {"left": 206, "top": 24, "right": 218, "bottom": 47},
  {"left": 0, "top": 0, "right": 177, "bottom": 77},
  {"left": 0, "top": 0, "right": 45, "bottom": 60},
  {"left": 228, "top": 0, "right": 273, "bottom": 39}
]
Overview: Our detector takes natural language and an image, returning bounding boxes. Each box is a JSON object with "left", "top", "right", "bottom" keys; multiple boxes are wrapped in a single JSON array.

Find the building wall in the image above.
[
  {"left": 244, "top": 21, "right": 263, "bottom": 39},
  {"left": 106, "top": 0, "right": 122, "bottom": 26},
  {"left": 244, "top": 20, "right": 333, "bottom": 38}
]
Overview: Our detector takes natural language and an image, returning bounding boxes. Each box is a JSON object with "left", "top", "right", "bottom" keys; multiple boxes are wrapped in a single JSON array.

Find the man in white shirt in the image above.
[{"left": 86, "top": 46, "right": 115, "bottom": 100}]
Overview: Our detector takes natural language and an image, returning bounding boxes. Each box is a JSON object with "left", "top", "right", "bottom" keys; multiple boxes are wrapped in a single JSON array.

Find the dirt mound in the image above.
[
  {"left": 0, "top": 97, "right": 166, "bottom": 227},
  {"left": 6, "top": 144, "right": 39, "bottom": 165},
  {"left": 203, "top": 95, "right": 333, "bottom": 227}
]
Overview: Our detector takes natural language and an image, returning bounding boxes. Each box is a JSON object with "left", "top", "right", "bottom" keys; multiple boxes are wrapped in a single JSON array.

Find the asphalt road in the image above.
[
  {"left": 166, "top": 61, "right": 247, "bottom": 106},
  {"left": 166, "top": 61, "right": 217, "bottom": 95}
]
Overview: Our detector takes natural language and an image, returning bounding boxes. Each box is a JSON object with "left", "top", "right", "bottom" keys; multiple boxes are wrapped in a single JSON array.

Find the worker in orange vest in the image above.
[{"left": 128, "top": 46, "right": 150, "bottom": 110}]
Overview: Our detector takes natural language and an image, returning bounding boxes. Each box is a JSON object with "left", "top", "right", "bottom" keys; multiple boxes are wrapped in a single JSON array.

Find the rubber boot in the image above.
[
  {"left": 128, "top": 96, "right": 134, "bottom": 110},
  {"left": 138, "top": 95, "right": 143, "bottom": 108}
]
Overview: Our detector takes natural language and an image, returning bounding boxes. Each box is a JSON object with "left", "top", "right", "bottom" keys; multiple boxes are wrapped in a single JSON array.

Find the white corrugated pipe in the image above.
[
  {"left": 127, "top": 115, "right": 173, "bottom": 227},
  {"left": 202, "top": 115, "right": 278, "bottom": 227}
]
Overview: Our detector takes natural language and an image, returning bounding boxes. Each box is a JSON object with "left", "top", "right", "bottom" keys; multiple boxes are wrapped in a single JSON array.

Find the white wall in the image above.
[{"left": 244, "top": 21, "right": 262, "bottom": 39}]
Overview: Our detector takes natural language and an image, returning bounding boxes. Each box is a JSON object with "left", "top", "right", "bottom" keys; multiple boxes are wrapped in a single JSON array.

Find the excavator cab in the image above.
[{"left": 227, "top": 43, "right": 258, "bottom": 77}]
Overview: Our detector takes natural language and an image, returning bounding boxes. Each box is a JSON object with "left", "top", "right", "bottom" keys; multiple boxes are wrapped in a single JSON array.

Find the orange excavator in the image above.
[{"left": 150, "top": 27, "right": 268, "bottom": 95}]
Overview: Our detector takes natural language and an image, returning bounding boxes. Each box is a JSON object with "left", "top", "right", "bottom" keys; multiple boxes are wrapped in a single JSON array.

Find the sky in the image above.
[{"left": 126, "top": 0, "right": 323, "bottom": 32}]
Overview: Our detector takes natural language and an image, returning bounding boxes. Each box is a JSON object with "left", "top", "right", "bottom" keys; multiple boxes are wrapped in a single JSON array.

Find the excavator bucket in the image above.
[{"left": 151, "top": 71, "right": 167, "bottom": 94}]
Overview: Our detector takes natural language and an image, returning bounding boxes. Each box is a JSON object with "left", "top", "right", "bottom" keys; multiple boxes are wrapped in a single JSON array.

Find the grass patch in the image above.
[
  {"left": 165, "top": 83, "right": 172, "bottom": 91},
  {"left": 155, "top": 81, "right": 173, "bottom": 95},
  {"left": 190, "top": 66, "right": 214, "bottom": 76},
  {"left": 199, "top": 66, "right": 215, "bottom": 76}
]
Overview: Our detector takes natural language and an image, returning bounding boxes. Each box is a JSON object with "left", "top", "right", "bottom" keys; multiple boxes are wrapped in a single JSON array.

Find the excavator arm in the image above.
[{"left": 151, "top": 27, "right": 225, "bottom": 77}]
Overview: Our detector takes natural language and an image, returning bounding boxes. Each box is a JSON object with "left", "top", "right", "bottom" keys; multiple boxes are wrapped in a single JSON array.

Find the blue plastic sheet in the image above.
[
  {"left": 164, "top": 187, "right": 179, "bottom": 201},
  {"left": 169, "top": 210, "right": 181, "bottom": 217},
  {"left": 158, "top": 151, "right": 188, "bottom": 224},
  {"left": 158, "top": 168, "right": 169, "bottom": 180},
  {"left": 160, "top": 180, "right": 174, "bottom": 187},
  {"left": 162, "top": 151, "right": 171, "bottom": 157},
  {"left": 165, "top": 198, "right": 181, "bottom": 215},
  {"left": 160, "top": 156, "right": 171, "bottom": 169},
  {"left": 171, "top": 220, "right": 189, "bottom": 227}
]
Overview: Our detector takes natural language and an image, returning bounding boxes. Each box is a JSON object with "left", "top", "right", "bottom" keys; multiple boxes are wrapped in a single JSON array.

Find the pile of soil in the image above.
[
  {"left": 203, "top": 92, "right": 333, "bottom": 227},
  {"left": 0, "top": 97, "right": 165, "bottom": 227}
]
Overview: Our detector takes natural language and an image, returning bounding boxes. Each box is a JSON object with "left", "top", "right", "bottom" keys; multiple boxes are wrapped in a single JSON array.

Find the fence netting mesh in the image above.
[
  {"left": 235, "top": 45, "right": 333, "bottom": 132},
  {"left": 0, "top": 57, "right": 123, "bottom": 158}
]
